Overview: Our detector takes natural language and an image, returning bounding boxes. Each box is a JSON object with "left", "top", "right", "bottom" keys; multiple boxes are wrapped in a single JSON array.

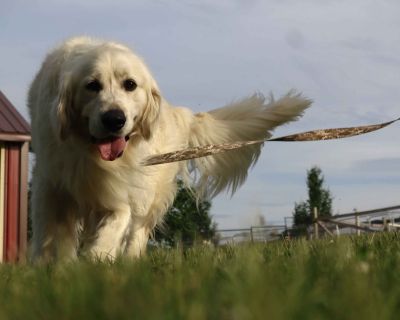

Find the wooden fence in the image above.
[
  {"left": 313, "top": 205, "right": 400, "bottom": 239},
  {"left": 214, "top": 205, "right": 400, "bottom": 244}
]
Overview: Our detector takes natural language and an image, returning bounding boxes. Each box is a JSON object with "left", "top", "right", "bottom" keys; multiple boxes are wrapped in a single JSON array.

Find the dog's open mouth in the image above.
[{"left": 92, "top": 136, "right": 130, "bottom": 161}]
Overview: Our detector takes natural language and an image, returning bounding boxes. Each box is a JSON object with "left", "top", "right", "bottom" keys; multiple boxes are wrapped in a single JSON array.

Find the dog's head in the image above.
[{"left": 56, "top": 39, "right": 161, "bottom": 161}]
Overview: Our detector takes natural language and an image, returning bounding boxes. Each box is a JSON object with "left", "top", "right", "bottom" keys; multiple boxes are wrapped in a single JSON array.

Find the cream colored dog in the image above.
[{"left": 28, "top": 37, "right": 311, "bottom": 262}]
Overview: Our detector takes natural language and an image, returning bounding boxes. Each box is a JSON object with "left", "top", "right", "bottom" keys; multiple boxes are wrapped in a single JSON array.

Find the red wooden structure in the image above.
[{"left": 0, "top": 90, "right": 30, "bottom": 263}]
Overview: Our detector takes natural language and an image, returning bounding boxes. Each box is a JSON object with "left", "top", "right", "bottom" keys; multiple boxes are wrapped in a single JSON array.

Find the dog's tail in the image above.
[{"left": 187, "top": 91, "right": 312, "bottom": 198}]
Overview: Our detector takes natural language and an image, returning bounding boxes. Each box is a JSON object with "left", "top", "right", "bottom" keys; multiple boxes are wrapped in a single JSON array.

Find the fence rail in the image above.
[{"left": 214, "top": 205, "right": 400, "bottom": 244}]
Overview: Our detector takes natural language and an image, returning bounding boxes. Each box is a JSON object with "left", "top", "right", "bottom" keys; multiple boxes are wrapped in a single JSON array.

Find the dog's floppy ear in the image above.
[
  {"left": 138, "top": 78, "right": 161, "bottom": 140},
  {"left": 56, "top": 75, "right": 73, "bottom": 140}
]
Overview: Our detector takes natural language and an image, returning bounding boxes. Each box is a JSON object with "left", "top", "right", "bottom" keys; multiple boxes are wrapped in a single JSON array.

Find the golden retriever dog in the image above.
[{"left": 28, "top": 37, "right": 311, "bottom": 262}]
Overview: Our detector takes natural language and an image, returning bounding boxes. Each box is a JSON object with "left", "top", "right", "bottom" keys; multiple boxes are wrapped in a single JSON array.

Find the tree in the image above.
[
  {"left": 293, "top": 201, "right": 311, "bottom": 226},
  {"left": 155, "top": 181, "right": 216, "bottom": 247},
  {"left": 306, "top": 167, "right": 333, "bottom": 217},
  {"left": 293, "top": 166, "right": 333, "bottom": 235}
]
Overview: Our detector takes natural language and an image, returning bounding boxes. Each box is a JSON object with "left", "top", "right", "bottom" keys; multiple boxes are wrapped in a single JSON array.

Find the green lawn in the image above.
[{"left": 1, "top": 233, "right": 400, "bottom": 320}]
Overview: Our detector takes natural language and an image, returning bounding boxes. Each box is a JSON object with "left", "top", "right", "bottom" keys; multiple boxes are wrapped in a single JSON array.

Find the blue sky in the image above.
[{"left": 1, "top": 0, "right": 400, "bottom": 228}]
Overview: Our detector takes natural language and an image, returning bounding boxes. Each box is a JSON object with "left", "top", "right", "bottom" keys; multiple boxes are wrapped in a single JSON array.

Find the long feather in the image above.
[{"left": 142, "top": 118, "right": 399, "bottom": 166}]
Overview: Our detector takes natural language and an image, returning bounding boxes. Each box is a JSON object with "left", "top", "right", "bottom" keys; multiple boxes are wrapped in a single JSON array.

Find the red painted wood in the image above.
[
  {"left": 2, "top": 147, "right": 8, "bottom": 261},
  {"left": 18, "top": 142, "right": 29, "bottom": 262},
  {"left": 0, "top": 145, "right": 5, "bottom": 262},
  {"left": 5, "top": 144, "right": 20, "bottom": 262}
]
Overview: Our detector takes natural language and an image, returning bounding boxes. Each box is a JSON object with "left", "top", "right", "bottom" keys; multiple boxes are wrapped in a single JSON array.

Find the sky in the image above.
[{"left": 1, "top": 0, "right": 399, "bottom": 229}]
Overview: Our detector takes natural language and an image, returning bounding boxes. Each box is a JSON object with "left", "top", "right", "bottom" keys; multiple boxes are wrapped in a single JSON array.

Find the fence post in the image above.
[
  {"left": 383, "top": 218, "right": 388, "bottom": 232},
  {"left": 250, "top": 227, "right": 254, "bottom": 243},
  {"left": 335, "top": 224, "right": 340, "bottom": 237},
  {"left": 313, "top": 207, "right": 319, "bottom": 239},
  {"left": 355, "top": 211, "right": 361, "bottom": 236}
]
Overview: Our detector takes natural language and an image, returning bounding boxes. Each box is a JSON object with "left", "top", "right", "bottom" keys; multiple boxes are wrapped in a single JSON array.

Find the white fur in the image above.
[{"left": 28, "top": 37, "right": 311, "bottom": 262}]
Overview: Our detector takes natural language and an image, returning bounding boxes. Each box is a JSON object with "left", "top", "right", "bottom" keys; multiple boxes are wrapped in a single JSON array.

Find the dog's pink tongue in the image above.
[{"left": 97, "top": 137, "right": 126, "bottom": 161}]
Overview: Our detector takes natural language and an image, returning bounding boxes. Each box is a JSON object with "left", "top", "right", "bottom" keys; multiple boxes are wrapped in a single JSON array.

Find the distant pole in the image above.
[
  {"left": 313, "top": 207, "right": 319, "bottom": 239},
  {"left": 250, "top": 227, "right": 254, "bottom": 243}
]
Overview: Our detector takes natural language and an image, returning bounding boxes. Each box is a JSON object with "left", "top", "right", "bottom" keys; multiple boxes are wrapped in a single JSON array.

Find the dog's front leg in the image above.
[
  {"left": 82, "top": 205, "right": 131, "bottom": 261},
  {"left": 31, "top": 183, "right": 79, "bottom": 263},
  {"left": 125, "top": 224, "right": 150, "bottom": 258}
]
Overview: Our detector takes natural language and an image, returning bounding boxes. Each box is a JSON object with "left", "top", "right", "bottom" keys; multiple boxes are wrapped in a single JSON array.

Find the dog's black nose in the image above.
[{"left": 101, "top": 109, "right": 126, "bottom": 132}]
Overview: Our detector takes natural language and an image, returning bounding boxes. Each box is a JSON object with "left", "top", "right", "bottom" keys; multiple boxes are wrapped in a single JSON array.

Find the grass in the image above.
[{"left": 1, "top": 233, "right": 400, "bottom": 320}]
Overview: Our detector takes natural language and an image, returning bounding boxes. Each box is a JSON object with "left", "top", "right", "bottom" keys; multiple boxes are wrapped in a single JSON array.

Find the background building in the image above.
[{"left": 0, "top": 90, "right": 30, "bottom": 262}]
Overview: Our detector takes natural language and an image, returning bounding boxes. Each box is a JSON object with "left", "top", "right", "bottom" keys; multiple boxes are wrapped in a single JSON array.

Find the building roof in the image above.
[{"left": 0, "top": 90, "right": 30, "bottom": 142}]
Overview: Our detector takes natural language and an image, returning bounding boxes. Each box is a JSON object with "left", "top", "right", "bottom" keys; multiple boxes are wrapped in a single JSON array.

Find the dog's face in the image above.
[{"left": 57, "top": 43, "right": 161, "bottom": 161}]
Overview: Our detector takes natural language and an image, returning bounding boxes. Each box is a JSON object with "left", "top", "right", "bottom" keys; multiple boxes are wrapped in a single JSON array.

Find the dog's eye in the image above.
[
  {"left": 85, "top": 79, "right": 102, "bottom": 92},
  {"left": 123, "top": 79, "right": 137, "bottom": 92}
]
